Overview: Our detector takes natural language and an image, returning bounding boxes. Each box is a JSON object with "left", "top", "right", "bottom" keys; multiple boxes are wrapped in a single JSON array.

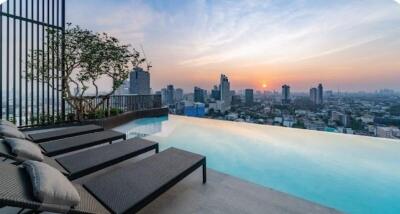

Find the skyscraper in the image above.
[
  {"left": 317, "top": 84, "right": 324, "bottom": 105},
  {"left": 245, "top": 89, "right": 254, "bottom": 106},
  {"left": 175, "top": 88, "right": 184, "bottom": 102},
  {"left": 166, "top": 85, "right": 175, "bottom": 105},
  {"left": 310, "top": 87, "right": 317, "bottom": 104},
  {"left": 129, "top": 67, "right": 151, "bottom": 95},
  {"left": 282, "top": 85, "right": 291, "bottom": 104},
  {"left": 220, "top": 74, "right": 232, "bottom": 111},
  {"left": 194, "top": 87, "right": 205, "bottom": 103},
  {"left": 161, "top": 88, "right": 167, "bottom": 105},
  {"left": 211, "top": 85, "right": 220, "bottom": 100}
]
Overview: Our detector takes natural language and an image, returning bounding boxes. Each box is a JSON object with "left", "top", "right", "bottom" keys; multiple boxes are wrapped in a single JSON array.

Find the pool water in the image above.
[{"left": 114, "top": 115, "right": 400, "bottom": 214}]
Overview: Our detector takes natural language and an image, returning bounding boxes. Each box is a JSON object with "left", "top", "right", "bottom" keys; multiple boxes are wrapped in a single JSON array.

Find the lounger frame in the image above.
[{"left": 27, "top": 124, "right": 104, "bottom": 143}]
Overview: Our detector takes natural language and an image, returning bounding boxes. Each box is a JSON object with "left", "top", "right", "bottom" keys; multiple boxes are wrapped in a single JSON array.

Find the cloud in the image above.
[
  {"left": 176, "top": 0, "right": 400, "bottom": 67},
  {"left": 66, "top": 0, "right": 400, "bottom": 91}
]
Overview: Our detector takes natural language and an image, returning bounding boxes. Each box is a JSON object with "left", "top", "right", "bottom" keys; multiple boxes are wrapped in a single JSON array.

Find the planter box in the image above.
[{"left": 88, "top": 108, "right": 169, "bottom": 129}]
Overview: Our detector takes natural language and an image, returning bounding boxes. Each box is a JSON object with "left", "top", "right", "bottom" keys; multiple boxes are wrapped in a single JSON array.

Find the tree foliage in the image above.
[{"left": 28, "top": 24, "right": 147, "bottom": 120}]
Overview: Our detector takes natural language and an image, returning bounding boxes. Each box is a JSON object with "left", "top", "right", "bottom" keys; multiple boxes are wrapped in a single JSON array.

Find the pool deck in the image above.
[
  {"left": 139, "top": 168, "right": 340, "bottom": 214},
  {"left": 75, "top": 149, "right": 340, "bottom": 214}
]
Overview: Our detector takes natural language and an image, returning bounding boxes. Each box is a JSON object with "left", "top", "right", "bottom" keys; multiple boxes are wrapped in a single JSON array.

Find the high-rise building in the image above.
[
  {"left": 161, "top": 88, "right": 167, "bottom": 105},
  {"left": 245, "top": 89, "right": 254, "bottom": 106},
  {"left": 115, "top": 79, "right": 130, "bottom": 95},
  {"left": 211, "top": 85, "right": 220, "bottom": 100},
  {"left": 166, "top": 85, "right": 175, "bottom": 105},
  {"left": 220, "top": 74, "right": 232, "bottom": 111},
  {"left": 282, "top": 85, "right": 291, "bottom": 104},
  {"left": 310, "top": 87, "right": 317, "bottom": 104},
  {"left": 175, "top": 88, "right": 184, "bottom": 102},
  {"left": 129, "top": 67, "right": 151, "bottom": 95},
  {"left": 231, "top": 95, "right": 242, "bottom": 105},
  {"left": 194, "top": 87, "right": 205, "bottom": 103},
  {"left": 317, "top": 84, "right": 324, "bottom": 105}
]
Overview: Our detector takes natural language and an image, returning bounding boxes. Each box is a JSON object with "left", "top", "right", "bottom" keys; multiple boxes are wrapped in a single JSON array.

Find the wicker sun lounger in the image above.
[
  {"left": 0, "top": 148, "right": 206, "bottom": 214},
  {"left": 38, "top": 130, "right": 126, "bottom": 156},
  {"left": 27, "top": 124, "right": 104, "bottom": 143},
  {"left": 0, "top": 138, "right": 159, "bottom": 180}
]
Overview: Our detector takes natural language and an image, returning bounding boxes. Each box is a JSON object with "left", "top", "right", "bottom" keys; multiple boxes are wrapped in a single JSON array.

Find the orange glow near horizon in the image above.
[{"left": 262, "top": 83, "right": 267, "bottom": 89}]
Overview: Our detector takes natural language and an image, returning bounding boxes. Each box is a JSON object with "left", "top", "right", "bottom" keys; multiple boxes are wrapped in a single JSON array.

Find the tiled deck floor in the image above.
[{"left": 138, "top": 168, "right": 340, "bottom": 214}]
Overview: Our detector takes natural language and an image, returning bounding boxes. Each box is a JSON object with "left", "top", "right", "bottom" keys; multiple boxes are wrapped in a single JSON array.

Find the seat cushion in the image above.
[
  {"left": 0, "top": 120, "right": 18, "bottom": 128},
  {"left": 0, "top": 125, "right": 26, "bottom": 139},
  {"left": 23, "top": 161, "right": 81, "bottom": 207},
  {"left": 4, "top": 138, "right": 44, "bottom": 161}
]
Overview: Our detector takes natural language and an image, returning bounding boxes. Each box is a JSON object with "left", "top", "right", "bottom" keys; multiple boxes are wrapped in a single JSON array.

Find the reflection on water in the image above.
[{"left": 114, "top": 116, "right": 167, "bottom": 138}]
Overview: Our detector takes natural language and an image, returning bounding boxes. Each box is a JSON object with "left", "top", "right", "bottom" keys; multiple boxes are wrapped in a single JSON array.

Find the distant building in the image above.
[
  {"left": 376, "top": 127, "right": 400, "bottom": 139},
  {"left": 317, "top": 84, "right": 324, "bottom": 104},
  {"left": 310, "top": 88, "right": 317, "bottom": 104},
  {"left": 325, "top": 90, "right": 333, "bottom": 97},
  {"left": 194, "top": 87, "right": 205, "bottom": 103},
  {"left": 166, "top": 85, "right": 175, "bottom": 105},
  {"left": 211, "top": 85, "right": 220, "bottom": 100},
  {"left": 115, "top": 79, "right": 130, "bottom": 95},
  {"left": 161, "top": 88, "right": 167, "bottom": 105},
  {"left": 282, "top": 85, "right": 291, "bottom": 104},
  {"left": 184, "top": 103, "right": 206, "bottom": 117},
  {"left": 129, "top": 67, "right": 151, "bottom": 95},
  {"left": 245, "top": 89, "right": 254, "bottom": 106},
  {"left": 220, "top": 74, "right": 232, "bottom": 111},
  {"left": 231, "top": 95, "right": 242, "bottom": 105},
  {"left": 175, "top": 88, "right": 184, "bottom": 102},
  {"left": 331, "top": 111, "right": 349, "bottom": 127}
]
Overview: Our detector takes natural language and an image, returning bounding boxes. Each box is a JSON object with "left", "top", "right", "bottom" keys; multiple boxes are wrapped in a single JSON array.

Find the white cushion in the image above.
[
  {"left": 23, "top": 161, "right": 81, "bottom": 207},
  {"left": 0, "top": 120, "right": 18, "bottom": 128},
  {"left": 0, "top": 126, "right": 26, "bottom": 139},
  {"left": 4, "top": 138, "right": 44, "bottom": 161}
]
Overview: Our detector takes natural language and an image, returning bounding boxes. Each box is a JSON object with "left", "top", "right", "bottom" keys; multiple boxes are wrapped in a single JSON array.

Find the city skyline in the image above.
[{"left": 65, "top": 0, "right": 400, "bottom": 92}]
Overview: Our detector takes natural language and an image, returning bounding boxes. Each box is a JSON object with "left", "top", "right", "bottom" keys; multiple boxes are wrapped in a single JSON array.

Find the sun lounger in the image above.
[
  {"left": 38, "top": 130, "right": 126, "bottom": 156},
  {"left": 27, "top": 124, "right": 104, "bottom": 143},
  {"left": 0, "top": 138, "right": 158, "bottom": 180},
  {"left": 0, "top": 148, "right": 206, "bottom": 214}
]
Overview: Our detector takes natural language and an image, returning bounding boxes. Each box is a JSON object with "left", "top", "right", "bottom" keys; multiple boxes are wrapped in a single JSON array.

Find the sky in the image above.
[{"left": 66, "top": 0, "right": 400, "bottom": 92}]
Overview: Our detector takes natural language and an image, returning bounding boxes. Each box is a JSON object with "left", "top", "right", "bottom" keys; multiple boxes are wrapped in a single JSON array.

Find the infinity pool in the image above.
[{"left": 114, "top": 115, "right": 400, "bottom": 214}]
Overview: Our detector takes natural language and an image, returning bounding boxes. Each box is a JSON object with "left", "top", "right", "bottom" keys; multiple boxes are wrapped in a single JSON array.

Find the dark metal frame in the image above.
[
  {"left": 1, "top": 0, "right": 66, "bottom": 127},
  {"left": 27, "top": 124, "right": 104, "bottom": 143},
  {"left": 64, "top": 141, "right": 159, "bottom": 180}
]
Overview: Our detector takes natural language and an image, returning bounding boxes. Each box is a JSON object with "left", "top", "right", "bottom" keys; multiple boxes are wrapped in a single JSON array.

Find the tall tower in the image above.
[
  {"left": 220, "top": 74, "right": 231, "bottom": 111},
  {"left": 194, "top": 87, "right": 205, "bottom": 103},
  {"left": 166, "top": 85, "right": 175, "bottom": 105},
  {"left": 245, "top": 89, "right": 254, "bottom": 106},
  {"left": 129, "top": 67, "right": 151, "bottom": 95},
  {"left": 282, "top": 85, "right": 291, "bottom": 104},
  {"left": 310, "top": 87, "right": 317, "bottom": 104},
  {"left": 317, "top": 84, "right": 324, "bottom": 105}
]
